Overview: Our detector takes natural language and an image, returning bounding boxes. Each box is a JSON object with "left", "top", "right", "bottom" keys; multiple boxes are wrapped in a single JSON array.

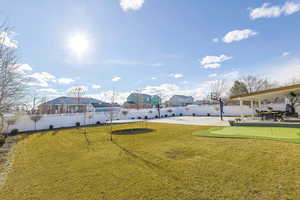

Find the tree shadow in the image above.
[
  {"left": 112, "top": 128, "right": 155, "bottom": 135},
  {"left": 76, "top": 129, "right": 93, "bottom": 152},
  {"left": 111, "top": 140, "right": 180, "bottom": 181},
  {"left": 51, "top": 130, "right": 60, "bottom": 136}
]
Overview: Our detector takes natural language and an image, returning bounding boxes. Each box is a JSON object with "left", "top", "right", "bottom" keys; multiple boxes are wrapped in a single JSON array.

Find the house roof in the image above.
[
  {"left": 91, "top": 102, "right": 120, "bottom": 108},
  {"left": 230, "top": 83, "right": 300, "bottom": 101},
  {"left": 170, "top": 95, "right": 193, "bottom": 99},
  {"left": 45, "top": 97, "right": 103, "bottom": 105}
]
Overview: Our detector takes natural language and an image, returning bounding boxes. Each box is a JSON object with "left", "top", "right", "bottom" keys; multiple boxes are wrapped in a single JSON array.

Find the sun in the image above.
[{"left": 68, "top": 33, "right": 90, "bottom": 58}]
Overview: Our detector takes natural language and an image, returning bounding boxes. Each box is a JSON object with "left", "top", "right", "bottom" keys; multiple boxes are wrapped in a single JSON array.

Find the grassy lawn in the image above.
[
  {"left": 193, "top": 126, "right": 300, "bottom": 143},
  {"left": 1, "top": 123, "right": 300, "bottom": 200}
]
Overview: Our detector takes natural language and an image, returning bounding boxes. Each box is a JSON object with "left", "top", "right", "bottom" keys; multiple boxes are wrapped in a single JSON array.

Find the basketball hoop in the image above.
[
  {"left": 210, "top": 92, "right": 224, "bottom": 121},
  {"left": 210, "top": 92, "right": 219, "bottom": 101}
]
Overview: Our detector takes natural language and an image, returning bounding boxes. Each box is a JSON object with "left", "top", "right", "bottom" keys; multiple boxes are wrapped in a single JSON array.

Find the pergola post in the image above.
[
  {"left": 258, "top": 100, "right": 262, "bottom": 109},
  {"left": 240, "top": 99, "right": 244, "bottom": 120},
  {"left": 251, "top": 100, "right": 254, "bottom": 119}
]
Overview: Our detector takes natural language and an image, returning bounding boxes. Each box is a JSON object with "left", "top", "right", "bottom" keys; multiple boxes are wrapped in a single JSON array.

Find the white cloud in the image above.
[
  {"left": 151, "top": 77, "right": 157, "bottom": 80},
  {"left": 200, "top": 55, "right": 232, "bottom": 69},
  {"left": 223, "top": 29, "right": 257, "bottom": 43},
  {"left": 57, "top": 78, "right": 75, "bottom": 84},
  {"left": 173, "top": 73, "right": 183, "bottom": 78},
  {"left": 281, "top": 51, "right": 291, "bottom": 57},
  {"left": 249, "top": 1, "right": 300, "bottom": 20},
  {"left": 203, "top": 63, "right": 221, "bottom": 69},
  {"left": 201, "top": 55, "right": 232, "bottom": 65},
  {"left": 0, "top": 32, "right": 17, "bottom": 48},
  {"left": 266, "top": 59, "right": 300, "bottom": 83},
  {"left": 222, "top": 71, "right": 240, "bottom": 80},
  {"left": 112, "top": 76, "right": 121, "bottom": 82},
  {"left": 208, "top": 71, "right": 239, "bottom": 80},
  {"left": 27, "top": 72, "right": 56, "bottom": 87},
  {"left": 282, "top": 1, "right": 300, "bottom": 15},
  {"left": 212, "top": 38, "right": 219, "bottom": 43},
  {"left": 15, "top": 64, "right": 33, "bottom": 74},
  {"left": 90, "top": 90, "right": 130, "bottom": 104},
  {"left": 208, "top": 73, "right": 218, "bottom": 77},
  {"left": 92, "top": 84, "right": 101, "bottom": 89},
  {"left": 38, "top": 88, "right": 58, "bottom": 93},
  {"left": 120, "top": 0, "right": 144, "bottom": 11}
]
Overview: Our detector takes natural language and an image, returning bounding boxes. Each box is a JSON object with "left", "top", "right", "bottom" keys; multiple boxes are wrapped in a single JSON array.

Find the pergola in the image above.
[{"left": 230, "top": 83, "right": 300, "bottom": 119}]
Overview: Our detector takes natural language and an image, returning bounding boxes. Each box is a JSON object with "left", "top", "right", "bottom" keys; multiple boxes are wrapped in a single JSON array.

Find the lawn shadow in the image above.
[
  {"left": 111, "top": 140, "right": 180, "bottom": 181},
  {"left": 112, "top": 128, "right": 155, "bottom": 135}
]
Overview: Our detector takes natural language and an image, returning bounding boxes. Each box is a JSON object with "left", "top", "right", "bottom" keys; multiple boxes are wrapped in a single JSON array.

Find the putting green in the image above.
[{"left": 193, "top": 126, "right": 300, "bottom": 143}]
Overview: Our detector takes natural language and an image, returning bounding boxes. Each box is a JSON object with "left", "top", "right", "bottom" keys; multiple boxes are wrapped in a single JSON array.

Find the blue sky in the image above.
[{"left": 1, "top": 0, "right": 300, "bottom": 102}]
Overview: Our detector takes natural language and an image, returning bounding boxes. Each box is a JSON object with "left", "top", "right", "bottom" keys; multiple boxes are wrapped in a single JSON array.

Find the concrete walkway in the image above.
[{"left": 148, "top": 116, "right": 235, "bottom": 126}]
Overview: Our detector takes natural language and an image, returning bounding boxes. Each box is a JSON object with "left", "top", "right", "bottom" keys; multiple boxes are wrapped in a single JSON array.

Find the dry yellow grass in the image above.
[{"left": 1, "top": 122, "right": 300, "bottom": 200}]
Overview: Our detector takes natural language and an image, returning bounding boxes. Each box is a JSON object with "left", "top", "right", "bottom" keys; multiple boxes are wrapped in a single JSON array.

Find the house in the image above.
[
  {"left": 38, "top": 96, "right": 105, "bottom": 114},
  {"left": 124, "top": 93, "right": 161, "bottom": 109},
  {"left": 168, "top": 95, "right": 194, "bottom": 107}
]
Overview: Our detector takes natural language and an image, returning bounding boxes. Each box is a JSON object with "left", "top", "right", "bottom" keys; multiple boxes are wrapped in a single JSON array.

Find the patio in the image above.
[{"left": 230, "top": 83, "right": 300, "bottom": 127}]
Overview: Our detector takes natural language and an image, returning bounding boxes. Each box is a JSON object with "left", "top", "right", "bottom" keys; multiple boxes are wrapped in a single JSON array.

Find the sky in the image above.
[{"left": 1, "top": 0, "right": 300, "bottom": 103}]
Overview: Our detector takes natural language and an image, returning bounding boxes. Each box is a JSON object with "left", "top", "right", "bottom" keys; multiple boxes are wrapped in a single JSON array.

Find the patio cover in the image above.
[
  {"left": 230, "top": 83, "right": 300, "bottom": 101},
  {"left": 230, "top": 83, "right": 300, "bottom": 119}
]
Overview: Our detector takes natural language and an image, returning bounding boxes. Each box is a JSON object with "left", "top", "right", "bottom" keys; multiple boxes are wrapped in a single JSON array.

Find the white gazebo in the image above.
[{"left": 230, "top": 83, "right": 300, "bottom": 120}]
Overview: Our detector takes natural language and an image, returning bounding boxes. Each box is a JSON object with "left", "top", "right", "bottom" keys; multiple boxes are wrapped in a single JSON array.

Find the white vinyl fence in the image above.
[{"left": 3, "top": 104, "right": 285, "bottom": 133}]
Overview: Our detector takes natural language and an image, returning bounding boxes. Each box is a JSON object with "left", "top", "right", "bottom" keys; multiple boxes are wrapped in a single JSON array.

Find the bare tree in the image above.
[
  {"left": 68, "top": 86, "right": 87, "bottom": 112},
  {"left": 209, "top": 80, "right": 227, "bottom": 100},
  {"left": 239, "top": 75, "right": 273, "bottom": 93},
  {"left": 0, "top": 24, "right": 26, "bottom": 133},
  {"left": 103, "top": 90, "right": 120, "bottom": 141}
]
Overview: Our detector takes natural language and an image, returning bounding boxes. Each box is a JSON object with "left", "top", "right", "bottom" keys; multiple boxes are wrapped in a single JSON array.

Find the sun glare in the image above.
[{"left": 68, "top": 34, "right": 89, "bottom": 58}]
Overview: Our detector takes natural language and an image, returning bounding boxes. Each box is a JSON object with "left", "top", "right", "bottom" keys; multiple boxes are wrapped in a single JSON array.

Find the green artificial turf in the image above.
[{"left": 193, "top": 126, "right": 300, "bottom": 143}]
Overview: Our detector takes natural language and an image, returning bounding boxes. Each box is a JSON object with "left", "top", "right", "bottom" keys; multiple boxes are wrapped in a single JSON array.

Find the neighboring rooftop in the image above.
[
  {"left": 44, "top": 96, "right": 104, "bottom": 105},
  {"left": 171, "top": 95, "right": 194, "bottom": 99},
  {"left": 91, "top": 102, "right": 120, "bottom": 108}
]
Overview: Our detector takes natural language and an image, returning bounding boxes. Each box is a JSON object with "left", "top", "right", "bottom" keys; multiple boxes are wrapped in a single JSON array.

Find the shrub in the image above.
[
  {"left": 155, "top": 115, "right": 158, "bottom": 118},
  {"left": 164, "top": 114, "right": 168, "bottom": 117},
  {"left": 193, "top": 113, "right": 196, "bottom": 116},
  {"left": 49, "top": 125, "right": 54, "bottom": 130},
  {"left": 10, "top": 129, "right": 19, "bottom": 135},
  {"left": 179, "top": 113, "right": 183, "bottom": 116},
  {"left": 207, "top": 113, "right": 210, "bottom": 116},
  {"left": 172, "top": 113, "right": 175, "bottom": 117},
  {"left": 96, "top": 121, "right": 101, "bottom": 125},
  {"left": 76, "top": 122, "right": 80, "bottom": 127},
  {"left": 137, "top": 116, "right": 142, "bottom": 119},
  {"left": 144, "top": 116, "right": 148, "bottom": 119},
  {"left": 131, "top": 117, "right": 135, "bottom": 120},
  {"left": 167, "top": 109, "right": 173, "bottom": 113}
]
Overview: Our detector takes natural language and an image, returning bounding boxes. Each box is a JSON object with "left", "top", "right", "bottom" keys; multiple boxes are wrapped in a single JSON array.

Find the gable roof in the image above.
[
  {"left": 45, "top": 97, "right": 103, "bottom": 105},
  {"left": 171, "top": 95, "right": 193, "bottom": 99}
]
